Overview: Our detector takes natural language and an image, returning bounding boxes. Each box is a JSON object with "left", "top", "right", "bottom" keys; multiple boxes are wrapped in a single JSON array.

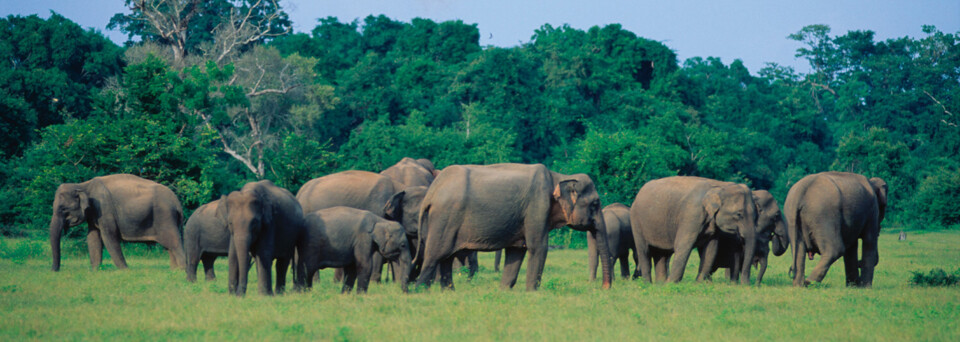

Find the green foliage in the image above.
[
  {"left": 911, "top": 167, "right": 960, "bottom": 228},
  {"left": 909, "top": 268, "right": 960, "bottom": 287}
]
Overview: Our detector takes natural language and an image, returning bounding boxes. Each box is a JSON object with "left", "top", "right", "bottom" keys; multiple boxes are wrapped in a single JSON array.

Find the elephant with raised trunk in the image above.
[
  {"left": 183, "top": 198, "right": 229, "bottom": 282},
  {"left": 221, "top": 180, "right": 304, "bottom": 297},
  {"left": 588, "top": 203, "right": 637, "bottom": 281},
  {"left": 297, "top": 207, "right": 412, "bottom": 293},
  {"left": 702, "top": 190, "right": 789, "bottom": 284},
  {"left": 784, "top": 172, "right": 887, "bottom": 287},
  {"left": 416, "top": 163, "right": 613, "bottom": 291},
  {"left": 49, "top": 174, "right": 185, "bottom": 272},
  {"left": 630, "top": 176, "right": 759, "bottom": 285}
]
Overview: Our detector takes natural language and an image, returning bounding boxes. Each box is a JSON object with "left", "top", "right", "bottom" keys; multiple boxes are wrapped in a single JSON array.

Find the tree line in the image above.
[{"left": 1, "top": 1, "right": 958, "bottom": 240}]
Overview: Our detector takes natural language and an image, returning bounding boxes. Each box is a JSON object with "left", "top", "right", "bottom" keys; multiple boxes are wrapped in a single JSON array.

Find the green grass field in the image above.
[{"left": 1, "top": 229, "right": 958, "bottom": 341}]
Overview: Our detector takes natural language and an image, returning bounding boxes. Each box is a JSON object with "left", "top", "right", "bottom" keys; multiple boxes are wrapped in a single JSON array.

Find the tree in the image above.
[
  {"left": 0, "top": 13, "right": 123, "bottom": 157},
  {"left": 109, "top": 0, "right": 291, "bottom": 66}
]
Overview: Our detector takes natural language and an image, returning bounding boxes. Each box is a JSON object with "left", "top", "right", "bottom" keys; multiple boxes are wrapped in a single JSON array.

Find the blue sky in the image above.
[{"left": 5, "top": 0, "right": 959, "bottom": 74}]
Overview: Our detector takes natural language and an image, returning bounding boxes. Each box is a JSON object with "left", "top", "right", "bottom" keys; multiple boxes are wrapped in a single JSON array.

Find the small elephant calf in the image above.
[
  {"left": 297, "top": 207, "right": 412, "bottom": 293},
  {"left": 183, "top": 198, "right": 229, "bottom": 282}
]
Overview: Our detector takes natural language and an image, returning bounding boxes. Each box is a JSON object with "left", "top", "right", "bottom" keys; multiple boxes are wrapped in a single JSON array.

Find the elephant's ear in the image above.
[
  {"left": 869, "top": 177, "right": 888, "bottom": 223},
  {"left": 77, "top": 189, "right": 91, "bottom": 216},
  {"left": 372, "top": 222, "right": 389, "bottom": 250},
  {"left": 702, "top": 187, "right": 722, "bottom": 233},
  {"left": 257, "top": 188, "right": 273, "bottom": 225},
  {"left": 553, "top": 179, "right": 579, "bottom": 205},
  {"left": 384, "top": 190, "right": 405, "bottom": 221}
]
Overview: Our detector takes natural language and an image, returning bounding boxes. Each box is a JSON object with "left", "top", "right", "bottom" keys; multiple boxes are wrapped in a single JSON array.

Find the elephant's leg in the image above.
[
  {"left": 494, "top": 249, "right": 502, "bottom": 272},
  {"left": 756, "top": 257, "right": 767, "bottom": 285},
  {"left": 156, "top": 222, "right": 186, "bottom": 269},
  {"left": 842, "top": 244, "right": 860, "bottom": 287},
  {"left": 356, "top": 255, "right": 373, "bottom": 294},
  {"left": 341, "top": 265, "right": 357, "bottom": 293},
  {"left": 86, "top": 229, "right": 103, "bottom": 270},
  {"left": 792, "top": 240, "right": 807, "bottom": 287},
  {"left": 806, "top": 223, "right": 844, "bottom": 284},
  {"left": 370, "top": 252, "right": 385, "bottom": 284},
  {"left": 653, "top": 254, "right": 670, "bottom": 283},
  {"left": 631, "top": 249, "right": 641, "bottom": 279},
  {"left": 439, "top": 257, "right": 454, "bottom": 291},
  {"left": 467, "top": 251, "right": 478, "bottom": 279},
  {"left": 255, "top": 254, "right": 274, "bottom": 296},
  {"left": 634, "top": 231, "right": 653, "bottom": 283},
  {"left": 806, "top": 245, "right": 842, "bottom": 285},
  {"left": 500, "top": 247, "right": 526, "bottom": 289},
  {"left": 696, "top": 238, "right": 719, "bottom": 282},
  {"left": 100, "top": 230, "right": 128, "bottom": 270},
  {"left": 275, "top": 257, "right": 290, "bottom": 295},
  {"left": 333, "top": 268, "right": 344, "bottom": 283},
  {"left": 859, "top": 234, "right": 879, "bottom": 288},
  {"left": 524, "top": 244, "right": 549, "bottom": 291},
  {"left": 201, "top": 254, "right": 217, "bottom": 281},
  {"left": 619, "top": 254, "right": 630, "bottom": 279}
]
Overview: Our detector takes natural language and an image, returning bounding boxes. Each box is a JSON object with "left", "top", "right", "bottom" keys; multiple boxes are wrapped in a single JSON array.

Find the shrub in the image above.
[{"left": 909, "top": 268, "right": 960, "bottom": 287}]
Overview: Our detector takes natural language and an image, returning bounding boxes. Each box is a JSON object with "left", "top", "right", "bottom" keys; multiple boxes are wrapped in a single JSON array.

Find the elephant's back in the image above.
[
  {"left": 630, "top": 177, "right": 715, "bottom": 248},
  {"left": 297, "top": 171, "right": 394, "bottom": 214},
  {"left": 380, "top": 158, "right": 435, "bottom": 188}
]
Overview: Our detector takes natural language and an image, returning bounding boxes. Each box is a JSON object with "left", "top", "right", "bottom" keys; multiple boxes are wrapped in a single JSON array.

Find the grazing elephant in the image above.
[
  {"left": 702, "top": 190, "right": 789, "bottom": 284},
  {"left": 221, "top": 180, "right": 304, "bottom": 297},
  {"left": 183, "top": 198, "right": 229, "bottom": 282},
  {"left": 784, "top": 172, "right": 887, "bottom": 287},
  {"left": 297, "top": 207, "right": 412, "bottom": 293},
  {"left": 630, "top": 176, "right": 759, "bottom": 285},
  {"left": 296, "top": 170, "right": 425, "bottom": 283},
  {"left": 49, "top": 174, "right": 185, "bottom": 271},
  {"left": 588, "top": 203, "right": 638, "bottom": 281},
  {"left": 416, "top": 163, "right": 613, "bottom": 291}
]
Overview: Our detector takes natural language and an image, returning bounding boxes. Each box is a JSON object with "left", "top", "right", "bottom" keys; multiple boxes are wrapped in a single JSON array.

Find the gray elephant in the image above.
[
  {"left": 380, "top": 157, "right": 436, "bottom": 189},
  {"left": 416, "top": 163, "right": 613, "bottom": 291},
  {"left": 702, "top": 190, "right": 789, "bottom": 284},
  {"left": 183, "top": 198, "right": 229, "bottom": 282},
  {"left": 296, "top": 206, "right": 412, "bottom": 293},
  {"left": 784, "top": 172, "right": 887, "bottom": 287},
  {"left": 49, "top": 174, "right": 185, "bottom": 271},
  {"left": 296, "top": 170, "right": 425, "bottom": 283},
  {"left": 588, "top": 203, "right": 637, "bottom": 281},
  {"left": 220, "top": 180, "right": 304, "bottom": 297},
  {"left": 630, "top": 176, "right": 759, "bottom": 285}
]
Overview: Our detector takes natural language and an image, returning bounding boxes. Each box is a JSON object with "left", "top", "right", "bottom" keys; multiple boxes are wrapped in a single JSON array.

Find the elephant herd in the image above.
[{"left": 48, "top": 158, "right": 888, "bottom": 296}]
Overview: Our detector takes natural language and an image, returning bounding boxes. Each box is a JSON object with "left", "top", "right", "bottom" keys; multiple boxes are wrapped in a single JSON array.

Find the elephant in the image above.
[
  {"left": 630, "top": 176, "right": 759, "bottom": 285},
  {"left": 49, "top": 174, "right": 185, "bottom": 272},
  {"left": 296, "top": 170, "right": 425, "bottom": 283},
  {"left": 296, "top": 206, "right": 412, "bottom": 293},
  {"left": 783, "top": 172, "right": 887, "bottom": 287},
  {"left": 588, "top": 203, "right": 638, "bottom": 281},
  {"left": 380, "top": 157, "right": 436, "bottom": 189},
  {"left": 220, "top": 180, "right": 304, "bottom": 296},
  {"left": 183, "top": 198, "right": 229, "bottom": 282},
  {"left": 415, "top": 163, "right": 613, "bottom": 291},
  {"left": 701, "top": 190, "right": 789, "bottom": 284}
]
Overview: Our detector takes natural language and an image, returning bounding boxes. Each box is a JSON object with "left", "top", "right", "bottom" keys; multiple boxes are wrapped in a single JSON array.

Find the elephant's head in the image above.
[
  {"left": 553, "top": 173, "right": 612, "bottom": 288},
  {"left": 704, "top": 183, "right": 759, "bottom": 285},
  {"left": 220, "top": 188, "right": 271, "bottom": 273},
  {"left": 384, "top": 186, "right": 428, "bottom": 239},
  {"left": 752, "top": 190, "right": 788, "bottom": 257},
  {"left": 372, "top": 220, "right": 411, "bottom": 292},
  {"left": 50, "top": 183, "right": 91, "bottom": 271},
  {"left": 869, "top": 177, "right": 888, "bottom": 224}
]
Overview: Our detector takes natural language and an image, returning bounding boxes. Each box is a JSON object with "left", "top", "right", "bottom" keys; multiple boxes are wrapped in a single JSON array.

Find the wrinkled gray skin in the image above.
[
  {"left": 220, "top": 180, "right": 304, "bottom": 297},
  {"left": 416, "top": 163, "right": 612, "bottom": 291},
  {"left": 377, "top": 157, "right": 438, "bottom": 283},
  {"left": 702, "top": 190, "right": 789, "bottom": 285},
  {"left": 297, "top": 207, "right": 412, "bottom": 293},
  {"left": 784, "top": 172, "right": 887, "bottom": 287},
  {"left": 380, "top": 157, "right": 436, "bottom": 189},
  {"left": 49, "top": 174, "right": 185, "bottom": 272},
  {"left": 184, "top": 198, "right": 229, "bottom": 282},
  {"left": 296, "top": 170, "right": 425, "bottom": 283},
  {"left": 588, "top": 203, "right": 638, "bottom": 281},
  {"left": 630, "top": 176, "right": 759, "bottom": 285}
]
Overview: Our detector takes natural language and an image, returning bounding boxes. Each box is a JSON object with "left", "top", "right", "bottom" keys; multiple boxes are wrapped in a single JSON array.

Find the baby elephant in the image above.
[
  {"left": 183, "top": 198, "right": 229, "bottom": 282},
  {"left": 297, "top": 207, "right": 412, "bottom": 293}
]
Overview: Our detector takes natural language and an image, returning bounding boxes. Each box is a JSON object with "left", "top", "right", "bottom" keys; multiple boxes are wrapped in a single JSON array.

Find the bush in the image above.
[
  {"left": 911, "top": 167, "right": 960, "bottom": 229},
  {"left": 909, "top": 268, "right": 960, "bottom": 287}
]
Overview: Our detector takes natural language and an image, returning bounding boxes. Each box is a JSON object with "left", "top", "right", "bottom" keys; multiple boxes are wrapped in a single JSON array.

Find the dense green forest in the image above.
[{"left": 1, "top": 1, "right": 958, "bottom": 240}]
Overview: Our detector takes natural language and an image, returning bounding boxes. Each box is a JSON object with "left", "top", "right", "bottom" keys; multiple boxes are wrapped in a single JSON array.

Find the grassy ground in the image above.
[{"left": 1, "top": 229, "right": 958, "bottom": 341}]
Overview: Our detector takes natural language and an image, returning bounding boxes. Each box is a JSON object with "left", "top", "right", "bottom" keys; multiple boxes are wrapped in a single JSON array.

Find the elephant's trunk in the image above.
[
  {"left": 739, "top": 223, "right": 757, "bottom": 286},
  {"left": 772, "top": 218, "right": 789, "bottom": 257},
  {"left": 49, "top": 214, "right": 65, "bottom": 272},
  {"left": 587, "top": 230, "right": 598, "bottom": 281},
  {"left": 398, "top": 243, "right": 413, "bottom": 293},
  {"left": 593, "top": 212, "right": 613, "bottom": 289},
  {"left": 232, "top": 234, "right": 253, "bottom": 297}
]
